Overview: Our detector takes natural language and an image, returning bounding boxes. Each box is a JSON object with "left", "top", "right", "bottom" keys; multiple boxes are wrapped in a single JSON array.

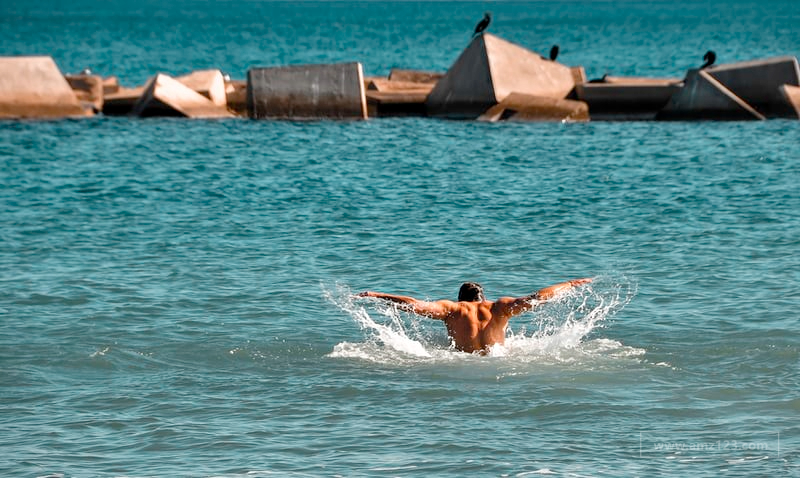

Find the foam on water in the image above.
[{"left": 326, "top": 276, "right": 642, "bottom": 366}]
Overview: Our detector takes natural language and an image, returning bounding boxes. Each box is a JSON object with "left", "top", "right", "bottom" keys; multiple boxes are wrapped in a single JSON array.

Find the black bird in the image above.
[
  {"left": 473, "top": 12, "right": 491, "bottom": 36},
  {"left": 700, "top": 50, "right": 716, "bottom": 69},
  {"left": 549, "top": 45, "right": 560, "bottom": 61}
]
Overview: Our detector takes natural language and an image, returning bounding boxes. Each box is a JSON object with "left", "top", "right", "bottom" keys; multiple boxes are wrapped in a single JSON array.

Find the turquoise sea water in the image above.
[{"left": 2, "top": 1, "right": 800, "bottom": 477}]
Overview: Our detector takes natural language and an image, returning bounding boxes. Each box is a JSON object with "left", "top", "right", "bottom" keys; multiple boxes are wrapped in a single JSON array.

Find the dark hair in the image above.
[{"left": 458, "top": 282, "right": 485, "bottom": 302}]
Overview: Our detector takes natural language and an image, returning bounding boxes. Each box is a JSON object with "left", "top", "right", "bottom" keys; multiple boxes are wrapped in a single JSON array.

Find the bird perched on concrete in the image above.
[
  {"left": 473, "top": 12, "right": 491, "bottom": 36},
  {"left": 700, "top": 50, "right": 716, "bottom": 69},
  {"left": 549, "top": 45, "right": 560, "bottom": 61}
]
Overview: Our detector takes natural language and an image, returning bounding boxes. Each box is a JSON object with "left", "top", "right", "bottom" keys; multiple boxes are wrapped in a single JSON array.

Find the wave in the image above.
[{"left": 325, "top": 275, "right": 642, "bottom": 366}]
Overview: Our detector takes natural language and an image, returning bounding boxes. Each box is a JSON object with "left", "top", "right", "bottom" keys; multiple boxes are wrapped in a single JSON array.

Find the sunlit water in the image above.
[{"left": 2, "top": 1, "right": 800, "bottom": 477}]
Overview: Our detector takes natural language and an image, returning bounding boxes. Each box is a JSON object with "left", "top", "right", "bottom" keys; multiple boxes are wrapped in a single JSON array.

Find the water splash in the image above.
[
  {"left": 324, "top": 285, "right": 434, "bottom": 362},
  {"left": 326, "top": 276, "right": 641, "bottom": 365}
]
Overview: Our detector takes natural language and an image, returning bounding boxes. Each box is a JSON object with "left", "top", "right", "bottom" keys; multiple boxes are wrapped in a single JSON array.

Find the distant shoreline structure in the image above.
[{"left": 2, "top": 33, "right": 799, "bottom": 122}]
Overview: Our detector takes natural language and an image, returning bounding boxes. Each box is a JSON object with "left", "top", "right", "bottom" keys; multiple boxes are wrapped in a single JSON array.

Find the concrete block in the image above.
[
  {"left": 103, "top": 86, "right": 144, "bottom": 116},
  {"left": 367, "top": 78, "right": 434, "bottom": 94},
  {"left": 707, "top": 56, "right": 800, "bottom": 118},
  {"left": 132, "top": 73, "right": 234, "bottom": 118},
  {"left": 426, "top": 33, "right": 576, "bottom": 119},
  {"left": 65, "top": 74, "right": 104, "bottom": 113},
  {"left": 0, "top": 56, "right": 86, "bottom": 119},
  {"left": 570, "top": 66, "right": 587, "bottom": 86},
  {"left": 225, "top": 80, "right": 248, "bottom": 116},
  {"left": 603, "top": 76, "right": 682, "bottom": 85},
  {"left": 176, "top": 69, "right": 227, "bottom": 107},
  {"left": 247, "top": 62, "right": 367, "bottom": 120},
  {"left": 388, "top": 69, "right": 444, "bottom": 84},
  {"left": 102, "top": 76, "right": 120, "bottom": 95},
  {"left": 657, "top": 69, "right": 765, "bottom": 121},
  {"left": 477, "top": 92, "right": 588, "bottom": 122},
  {"left": 576, "top": 82, "right": 682, "bottom": 120},
  {"left": 780, "top": 84, "right": 800, "bottom": 119},
  {"left": 365, "top": 91, "right": 428, "bottom": 118}
]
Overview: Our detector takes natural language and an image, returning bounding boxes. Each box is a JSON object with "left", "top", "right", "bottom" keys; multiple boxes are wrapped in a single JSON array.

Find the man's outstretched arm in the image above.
[
  {"left": 494, "top": 278, "right": 593, "bottom": 317},
  {"left": 357, "top": 291, "right": 453, "bottom": 320},
  {"left": 532, "top": 278, "right": 593, "bottom": 301}
]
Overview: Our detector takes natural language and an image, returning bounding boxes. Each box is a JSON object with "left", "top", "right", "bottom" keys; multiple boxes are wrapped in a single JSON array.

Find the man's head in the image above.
[{"left": 458, "top": 282, "right": 485, "bottom": 302}]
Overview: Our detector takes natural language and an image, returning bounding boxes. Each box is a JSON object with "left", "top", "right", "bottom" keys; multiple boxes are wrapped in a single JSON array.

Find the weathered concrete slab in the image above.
[
  {"left": 247, "top": 62, "right": 367, "bottom": 120},
  {"left": 602, "top": 76, "right": 682, "bottom": 85},
  {"left": 707, "top": 56, "right": 800, "bottom": 118},
  {"left": 780, "top": 84, "right": 800, "bottom": 119},
  {"left": 575, "top": 82, "right": 682, "bottom": 120},
  {"left": 176, "top": 69, "right": 227, "bottom": 107},
  {"left": 225, "top": 80, "right": 248, "bottom": 116},
  {"left": 426, "top": 33, "right": 575, "bottom": 119},
  {"left": 103, "top": 86, "right": 143, "bottom": 116},
  {"left": 657, "top": 69, "right": 765, "bottom": 121},
  {"left": 388, "top": 69, "right": 444, "bottom": 84},
  {"left": 366, "top": 91, "right": 428, "bottom": 117},
  {"left": 65, "top": 74, "right": 104, "bottom": 113},
  {"left": 102, "top": 76, "right": 120, "bottom": 95},
  {"left": 570, "top": 66, "right": 588, "bottom": 86},
  {"left": 132, "top": 73, "right": 233, "bottom": 118},
  {"left": 477, "top": 92, "right": 588, "bottom": 122},
  {"left": 0, "top": 56, "right": 86, "bottom": 119},
  {"left": 367, "top": 78, "right": 434, "bottom": 94}
]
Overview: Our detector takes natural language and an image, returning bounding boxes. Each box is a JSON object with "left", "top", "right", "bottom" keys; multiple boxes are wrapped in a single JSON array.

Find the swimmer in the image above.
[{"left": 357, "top": 278, "right": 592, "bottom": 354}]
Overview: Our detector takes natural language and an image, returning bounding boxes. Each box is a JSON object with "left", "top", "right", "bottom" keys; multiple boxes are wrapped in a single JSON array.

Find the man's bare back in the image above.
[{"left": 357, "top": 278, "right": 592, "bottom": 353}]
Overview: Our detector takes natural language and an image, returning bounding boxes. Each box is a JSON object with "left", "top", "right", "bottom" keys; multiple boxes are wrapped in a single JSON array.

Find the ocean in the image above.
[{"left": 1, "top": 1, "right": 799, "bottom": 476}]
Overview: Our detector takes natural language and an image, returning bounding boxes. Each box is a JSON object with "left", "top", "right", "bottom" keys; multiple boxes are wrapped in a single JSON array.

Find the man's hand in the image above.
[
  {"left": 535, "top": 278, "right": 593, "bottom": 301},
  {"left": 568, "top": 278, "right": 593, "bottom": 287}
]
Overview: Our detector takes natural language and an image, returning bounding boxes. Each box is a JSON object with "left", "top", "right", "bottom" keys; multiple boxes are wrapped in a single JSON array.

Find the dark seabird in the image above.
[
  {"left": 473, "top": 12, "right": 491, "bottom": 36},
  {"left": 700, "top": 50, "right": 716, "bottom": 69},
  {"left": 549, "top": 45, "right": 560, "bottom": 61}
]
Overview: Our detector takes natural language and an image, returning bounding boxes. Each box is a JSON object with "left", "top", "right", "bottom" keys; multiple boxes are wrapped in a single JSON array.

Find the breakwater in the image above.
[{"left": 2, "top": 33, "right": 798, "bottom": 122}]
